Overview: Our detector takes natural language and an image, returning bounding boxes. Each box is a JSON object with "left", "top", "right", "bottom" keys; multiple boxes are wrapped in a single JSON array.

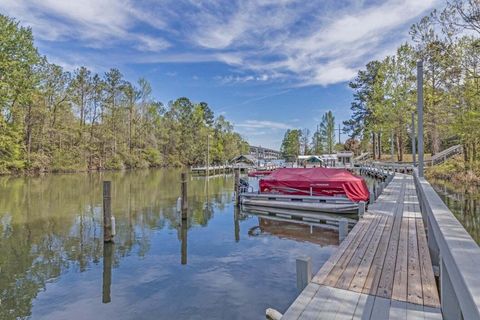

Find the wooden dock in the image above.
[{"left": 282, "top": 174, "right": 442, "bottom": 319}]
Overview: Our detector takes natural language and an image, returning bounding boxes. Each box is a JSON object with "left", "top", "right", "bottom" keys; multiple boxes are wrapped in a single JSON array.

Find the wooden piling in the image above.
[
  {"left": 234, "top": 206, "right": 240, "bottom": 242},
  {"left": 234, "top": 169, "right": 240, "bottom": 206},
  {"left": 358, "top": 201, "right": 366, "bottom": 217},
  {"left": 296, "top": 257, "right": 312, "bottom": 292},
  {"left": 181, "top": 172, "right": 188, "bottom": 219},
  {"left": 339, "top": 218, "right": 348, "bottom": 242},
  {"left": 103, "top": 181, "right": 113, "bottom": 243}
]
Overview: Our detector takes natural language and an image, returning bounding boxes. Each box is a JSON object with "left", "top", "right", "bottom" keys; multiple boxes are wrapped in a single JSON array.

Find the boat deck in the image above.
[{"left": 282, "top": 174, "right": 442, "bottom": 319}]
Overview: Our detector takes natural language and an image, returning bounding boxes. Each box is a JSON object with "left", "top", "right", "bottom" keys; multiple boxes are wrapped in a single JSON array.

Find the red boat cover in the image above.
[{"left": 259, "top": 168, "right": 369, "bottom": 202}]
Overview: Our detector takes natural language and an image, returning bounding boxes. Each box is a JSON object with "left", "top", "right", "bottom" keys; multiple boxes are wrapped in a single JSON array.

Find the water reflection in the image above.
[
  {"left": 0, "top": 170, "right": 339, "bottom": 319},
  {"left": 254, "top": 218, "right": 338, "bottom": 246},
  {"left": 430, "top": 178, "right": 480, "bottom": 244},
  {"left": 102, "top": 242, "right": 114, "bottom": 303},
  {"left": 181, "top": 218, "right": 188, "bottom": 265}
]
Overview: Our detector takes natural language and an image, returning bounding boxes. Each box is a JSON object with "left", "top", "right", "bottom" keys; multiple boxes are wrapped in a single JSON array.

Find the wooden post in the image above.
[
  {"left": 103, "top": 181, "right": 113, "bottom": 243},
  {"left": 181, "top": 172, "right": 188, "bottom": 219},
  {"left": 296, "top": 257, "right": 312, "bottom": 291},
  {"left": 339, "top": 218, "right": 348, "bottom": 242},
  {"left": 234, "top": 206, "right": 240, "bottom": 242},
  {"left": 234, "top": 169, "right": 240, "bottom": 206},
  {"left": 358, "top": 201, "right": 366, "bottom": 217}
]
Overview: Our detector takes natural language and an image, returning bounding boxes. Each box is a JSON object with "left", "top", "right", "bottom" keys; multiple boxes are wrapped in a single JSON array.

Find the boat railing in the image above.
[
  {"left": 240, "top": 192, "right": 355, "bottom": 204},
  {"left": 413, "top": 169, "right": 480, "bottom": 319}
]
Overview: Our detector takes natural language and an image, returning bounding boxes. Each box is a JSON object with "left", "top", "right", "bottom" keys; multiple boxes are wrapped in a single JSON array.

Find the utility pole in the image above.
[
  {"left": 417, "top": 60, "right": 424, "bottom": 177},
  {"left": 206, "top": 134, "right": 210, "bottom": 177},
  {"left": 337, "top": 124, "right": 342, "bottom": 144},
  {"left": 316, "top": 124, "right": 319, "bottom": 155},
  {"left": 411, "top": 112, "right": 416, "bottom": 166}
]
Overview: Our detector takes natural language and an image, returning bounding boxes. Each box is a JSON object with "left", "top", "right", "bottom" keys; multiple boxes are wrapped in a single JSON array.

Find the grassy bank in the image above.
[{"left": 426, "top": 155, "right": 480, "bottom": 184}]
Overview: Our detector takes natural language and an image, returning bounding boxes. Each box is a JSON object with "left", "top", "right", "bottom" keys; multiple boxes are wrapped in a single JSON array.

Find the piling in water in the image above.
[
  {"left": 234, "top": 169, "right": 240, "bottom": 206},
  {"left": 358, "top": 201, "right": 366, "bottom": 217},
  {"left": 181, "top": 172, "right": 188, "bottom": 219},
  {"left": 296, "top": 257, "right": 312, "bottom": 292},
  {"left": 339, "top": 218, "right": 348, "bottom": 242}
]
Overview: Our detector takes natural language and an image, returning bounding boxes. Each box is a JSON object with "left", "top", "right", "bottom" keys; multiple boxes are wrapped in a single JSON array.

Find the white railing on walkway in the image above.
[{"left": 414, "top": 170, "right": 480, "bottom": 320}]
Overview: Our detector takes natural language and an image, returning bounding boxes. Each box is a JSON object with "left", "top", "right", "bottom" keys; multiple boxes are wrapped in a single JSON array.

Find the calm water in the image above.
[
  {"left": 0, "top": 169, "right": 340, "bottom": 320},
  {"left": 430, "top": 178, "right": 480, "bottom": 244}
]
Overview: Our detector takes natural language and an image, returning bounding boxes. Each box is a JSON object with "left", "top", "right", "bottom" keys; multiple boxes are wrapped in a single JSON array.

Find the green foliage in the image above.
[
  {"left": 320, "top": 111, "right": 335, "bottom": 154},
  {"left": 280, "top": 129, "right": 301, "bottom": 161},
  {"left": 0, "top": 14, "right": 248, "bottom": 174},
  {"left": 344, "top": 1, "right": 480, "bottom": 165}
]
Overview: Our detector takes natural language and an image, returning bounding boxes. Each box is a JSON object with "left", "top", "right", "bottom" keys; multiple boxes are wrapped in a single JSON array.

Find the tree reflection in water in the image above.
[
  {"left": 0, "top": 170, "right": 233, "bottom": 319},
  {"left": 0, "top": 170, "right": 340, "bottom": 319},
  {"left": 430, "top": 178, "right": 480, "bottom": 244}
]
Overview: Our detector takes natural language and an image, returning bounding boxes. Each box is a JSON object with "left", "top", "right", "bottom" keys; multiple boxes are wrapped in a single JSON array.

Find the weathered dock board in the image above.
[{"left": 282, "top": 174, "right": 442, "bottom": 319}]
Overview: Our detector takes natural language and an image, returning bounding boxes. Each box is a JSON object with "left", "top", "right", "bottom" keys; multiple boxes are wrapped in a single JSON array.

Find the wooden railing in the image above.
[
  {"left": 431, "top": 145, "right": 463, "bottom": 165},
  {"left": 414, "top": 170, "right": 480, "bottom": 320},
  {"left": 353, "top": 152, "right": 371, "bottom": 161}
]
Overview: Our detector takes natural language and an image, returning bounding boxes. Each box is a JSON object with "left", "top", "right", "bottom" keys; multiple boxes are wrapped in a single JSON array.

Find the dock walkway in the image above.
[{"left": 282, "top": 174, "right": 442, "bottom": 319}]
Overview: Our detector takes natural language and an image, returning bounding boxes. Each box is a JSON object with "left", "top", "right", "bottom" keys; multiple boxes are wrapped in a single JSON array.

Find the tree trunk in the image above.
[
  {"left": 377, "top": 132, "right": 382, "bottom": 160},
  {"left": 398, "top": 131, "right": 404, "bottom": 162},
  {"left": 372, "top": 132, "right": 376, "bottom": 160}
]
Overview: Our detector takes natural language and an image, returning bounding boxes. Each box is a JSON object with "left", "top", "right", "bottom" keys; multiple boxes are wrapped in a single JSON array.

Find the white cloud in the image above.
[
  {"left": 235, "top": 120, "right": 291, "bottom": 130},
  {"left": 0, "top": 0, "right": 169, "bottom": 50},
  {"left": 0, "top": 0, "right": 441, "bottom": 85},
  {"left": 184, "top": 0, "right": 440, "bottom": 86}
]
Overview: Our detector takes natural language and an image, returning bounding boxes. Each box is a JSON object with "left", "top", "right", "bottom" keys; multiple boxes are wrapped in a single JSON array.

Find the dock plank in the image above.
[
  {"left": 336, "top": 215, "right": 386, "bottom": 290},
  {"left": 376, "top": 179, "right": 406, "bottom": 298},
  {"left": 282, "top": 282, "right": 320, "bottom": 319},
  {"left": 407, "top": 218, "right": 423, "bottom": 306},
  {"left": 321, "top": 216, "right": 380, "bottom": 287},
  {"left": 312, "top": 217, "right": 371, "bottom": 284},
  {"left": 362, "top": 213, "right": 394, "bottom": 295},
  {"left": 389, "top": 300, "right": 407, "bottom": 320},
  {"left": 352, "top": 293, "right": 375, "bottom": 320},
  {"left": 392, "top": 217, "right": 409, "bottom": 302},
  {"left": 370, "top": 296, "right": 390, "bottom": 320},
  {"left": 416, "top": 218, "right": 440, "bottom": 308},
  {"left": 348, "top": 214, "right": 389, "bottom": 293}
]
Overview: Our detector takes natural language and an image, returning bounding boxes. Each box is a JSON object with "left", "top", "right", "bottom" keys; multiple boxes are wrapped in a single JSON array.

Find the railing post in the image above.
[{"left": 440, "top": 257, "right": 462, "bottom": 320}]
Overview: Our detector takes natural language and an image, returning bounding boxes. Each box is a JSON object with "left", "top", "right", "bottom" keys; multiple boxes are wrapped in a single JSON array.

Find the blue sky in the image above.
[{"left": 1, "top": 0, "right": 440, "bottom": 149}]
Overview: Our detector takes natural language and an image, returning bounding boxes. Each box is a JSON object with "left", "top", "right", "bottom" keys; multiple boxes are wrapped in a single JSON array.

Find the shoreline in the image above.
[{"left": 426, "top": 156, "right": 480, "bottom": 185}]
